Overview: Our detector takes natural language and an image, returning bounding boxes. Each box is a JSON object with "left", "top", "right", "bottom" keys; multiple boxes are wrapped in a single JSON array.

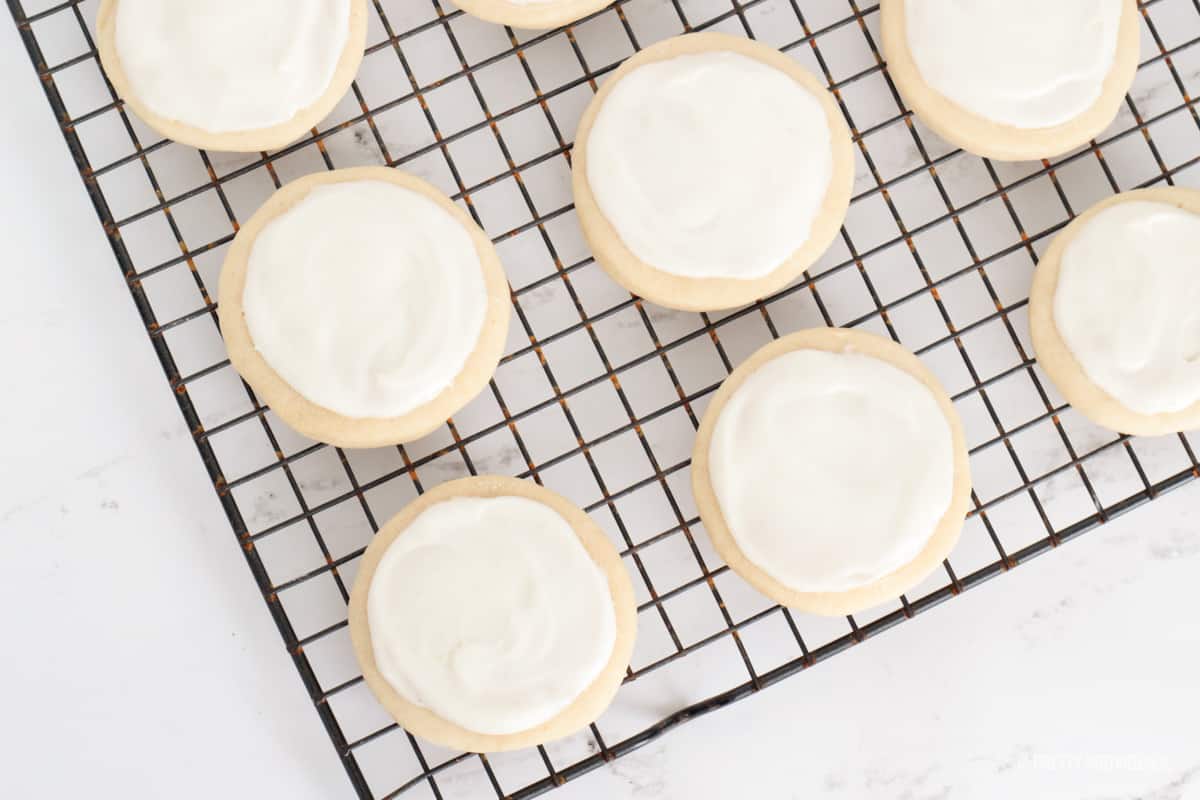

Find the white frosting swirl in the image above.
[
  {"left": 710, "top": 349, "right": 955, "bottom": 593},
  {"left": 366, "top": 496, "right": 617, "bottom": 735},
  {"left": 114, "top": 0, "right": 351, "bottom": 133},
  {"left": 585, "top": 51, "right": 834, "bottom": 280},
  {"left": 904, "top": 0, "right": 1123, "bottom": 129},
  {"left": 1054, "top": 200, "right": 1200, "bottom": 415},
  {"left": 243, "top": 180, "right": 487, "bottom": 419}
]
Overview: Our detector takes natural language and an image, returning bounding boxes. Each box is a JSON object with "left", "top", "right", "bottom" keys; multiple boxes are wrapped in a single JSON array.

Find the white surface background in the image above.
[{"left": 2, "top": 8, "right": 1200, "bottom": 800}]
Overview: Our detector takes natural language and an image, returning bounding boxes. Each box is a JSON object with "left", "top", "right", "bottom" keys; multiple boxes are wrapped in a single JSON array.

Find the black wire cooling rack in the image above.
[{"left": 11, "top": 0, "right": 1200, "bottom": 797}]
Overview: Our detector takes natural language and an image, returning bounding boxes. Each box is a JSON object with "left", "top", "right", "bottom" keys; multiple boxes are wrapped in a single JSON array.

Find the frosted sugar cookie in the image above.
[
  {"left": 349, "top": 476, "right": 637, "bottom": 751},
  {"left": 218, "top": 167, "right": 510, "bottom": 447},
  {"left": 693, "top": 328, "right": 972, "bottom": 615},
  {"left": 1030, "top": 188, "right": 1200, "bottom": 435},
  {"left": 96, "top": 0, "right": 367, "bottom": 151},
  {"left": 572, "top": 33, "right": 854, "bottom": 311},
  {"left": 881, "top": 0, "right": 1139, "bottom": 160},
  {"left": 452, "top": 0, "right": 611, "bottom": 28}
]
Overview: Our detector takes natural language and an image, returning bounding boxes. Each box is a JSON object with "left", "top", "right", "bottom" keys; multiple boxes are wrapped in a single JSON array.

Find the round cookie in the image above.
[
  {"left": 1029, "top": 187, "right": 1200, "bottom": 435},
  {"left": 692, "top": 328, "right": 972, "bottom": 616},
  {"left": 452, "top": 0, "right": 610, "bottom": 28},
  {"left": 572, "top": 32, "right": 855, "bottom": 312},
  {"left": 348, "top": 475, "right": 637, "bottom": 752},
  {"left": 218, "top": 166, "right": 511, "bottom": 448},
  {"left": 881, "top": 0, "right": 1140, "bottom": 161},
  {"left": 96, "top": 0, "right": 367, "bottom": 152}
]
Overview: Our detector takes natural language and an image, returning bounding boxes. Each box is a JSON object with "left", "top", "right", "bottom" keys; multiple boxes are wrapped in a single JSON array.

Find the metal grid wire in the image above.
[{"left": 10, "top": 0, "right": 1200, "bottom": 796}]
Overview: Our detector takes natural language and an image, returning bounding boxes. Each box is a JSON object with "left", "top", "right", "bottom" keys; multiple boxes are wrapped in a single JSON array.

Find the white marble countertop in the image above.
[{"left": 3, "top": 4, "right": 1200, "bottom": 799}]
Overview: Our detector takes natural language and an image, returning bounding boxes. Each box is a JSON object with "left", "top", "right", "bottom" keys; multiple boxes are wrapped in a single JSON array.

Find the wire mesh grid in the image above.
[{"left": 10, "top": 0, "right": 1200, "bottom": 796}]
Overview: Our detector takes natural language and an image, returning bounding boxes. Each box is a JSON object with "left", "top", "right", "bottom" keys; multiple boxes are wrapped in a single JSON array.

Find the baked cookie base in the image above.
[
  {"left": 96, "top": 0, "right": 368, "bottom": 152},
  {"left": 571, "top": 32, "right": 855, "bottom": 312},
  {"left": 217, "top": 166, "right": 511, "bottom": 448},
  {"left": 348, "top": 475, "right": 637, "bottom": 753},
  {"left": 1029, "top": 186, "right": 1200, "bottom": 435},
  {"left": 880, "top": 0, "right": 1140, "bottom": 161},
  {"left": 691, "top": 327, "right": 973, "bottom": 616}
]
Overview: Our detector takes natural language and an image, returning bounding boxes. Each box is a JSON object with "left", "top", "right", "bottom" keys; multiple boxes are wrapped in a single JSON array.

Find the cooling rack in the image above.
[{"left": 10, "top": 0, "right": 1200, "bottom": 797}]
